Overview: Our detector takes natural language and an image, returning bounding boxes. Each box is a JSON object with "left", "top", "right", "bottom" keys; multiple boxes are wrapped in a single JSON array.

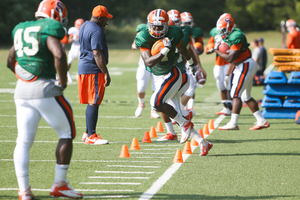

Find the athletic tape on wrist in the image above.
[{"left": 187, "top": 58, "right": 193, "bottom": 65}]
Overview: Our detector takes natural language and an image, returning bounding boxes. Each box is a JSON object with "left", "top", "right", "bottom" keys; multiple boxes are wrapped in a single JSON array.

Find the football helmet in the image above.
[
  {"left": 216, "top": 15, "right": 235, "bottom": 39},
  {"left": 147, "top": 9, "right": 169, "bottom": 39},
  {"left": 167, "top": 9, "right": 181, "bottom": 27},
  {"left": 35, "top": 0, "right": 68, "bottom": 27},
  {"left": 286, "top": 19, "right": 297, "bottom": 28},
  {"left": 180, "top": 12, "right": 194, "bottom": 28},
  {"left": 74, "top": 18, "right": 84, "bottom": 29}
]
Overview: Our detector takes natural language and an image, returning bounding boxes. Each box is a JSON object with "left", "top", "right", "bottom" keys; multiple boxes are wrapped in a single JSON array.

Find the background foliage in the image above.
[{"left": 1, "top": 0, "right": 300, "bottom": 44}]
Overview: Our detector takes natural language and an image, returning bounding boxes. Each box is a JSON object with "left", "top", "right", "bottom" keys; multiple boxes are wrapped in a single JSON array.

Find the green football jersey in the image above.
[
  {"left": 223, "top": 29, "right": 249, "bottom": 52},
  {"left": 135, "top": 26, "right": 184, "bottom": 76},
  {"left": 175, "top": 25, "right": 193, "bottom": 73},
  {"left": 209, "top": 27, "right": 218, "bottom": 37},
  {"left": 136, "top": 23, "right": 148, "bottom": 33},
  {"left": 192, "top": 27, "right": 204, "bottom": 41},
  {"left": 12, "top": 18, "right": 65, "bottom": 79}
]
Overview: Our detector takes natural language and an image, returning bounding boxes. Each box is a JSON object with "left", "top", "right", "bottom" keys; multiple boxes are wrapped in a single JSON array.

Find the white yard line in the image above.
[
  {"left": 138, "top": 114, "right": 225, "bottom": 200},
  {"left": 89, "top": 176, "right": 150, "bottom": 179},
  {"left": 80, "top": 182, "right": 141, "bottom": 185},
  {"left": 107, "top": 165, "right": 160, "bottom": 169},
  {"left": 0, "top": 188, "right": 133, "bottom": 192},
  {"left": 95, "top": 171, "right": 154, "bottom": 174},
  {"left": 0, "top": 159, "right": 161, "bottom": 163}
]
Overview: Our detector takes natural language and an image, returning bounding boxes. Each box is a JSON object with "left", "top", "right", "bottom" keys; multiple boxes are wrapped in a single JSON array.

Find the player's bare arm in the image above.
[
  {"left": 47, "top": 36, "right": 68, "bottom": 87},
  {"left": 7, "top": 46, "right": 16, "bottom": 73},
  {"left": 140, "top": 49, "right": 165, "bottom": 68},
  {"left": 189, "top": 42, "right": 206, "bottom": 76},
  {"left": 93, "top": 49, "right": 111, "bottom": 87},
  {"left": 215, "top": 48, "right": 240, "bottom": 64}
]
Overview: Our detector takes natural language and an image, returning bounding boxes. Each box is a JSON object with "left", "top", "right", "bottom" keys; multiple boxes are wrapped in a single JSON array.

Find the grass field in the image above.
[{"left": 0, "top": 31, "right": 300, "bottom": 200}]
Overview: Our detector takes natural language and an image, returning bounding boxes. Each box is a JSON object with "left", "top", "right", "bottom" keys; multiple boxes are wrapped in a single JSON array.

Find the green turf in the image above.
[{"left": 0, "top": 31, "right": 299, "bottom": 200}]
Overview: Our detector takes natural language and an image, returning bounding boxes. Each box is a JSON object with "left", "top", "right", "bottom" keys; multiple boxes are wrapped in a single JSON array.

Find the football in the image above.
[
  {"left": 193, "top": 42, "right": 203, "bottom": 55},
  {"left": 151, "top": 39, "right": 165, "bottom": 56},
  {"left": 218, "top": 42, "right": 230, "bottom": 54},
  {"left": 196, "top": 71, "right": 206, "bottom": 85}
]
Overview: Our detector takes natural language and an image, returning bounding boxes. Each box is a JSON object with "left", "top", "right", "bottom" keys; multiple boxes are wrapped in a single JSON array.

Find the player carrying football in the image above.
[
  {"left": 135, "top": 9, "right": 212, "bottom": 155},
  {"left": 212, "top": 14, "right": 270, "bottom": 130}
]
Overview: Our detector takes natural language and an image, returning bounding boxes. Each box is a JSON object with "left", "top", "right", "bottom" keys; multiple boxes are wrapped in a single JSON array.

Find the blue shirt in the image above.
[{"left": 78, "top": 21, "right": 109, "bottom": 74}]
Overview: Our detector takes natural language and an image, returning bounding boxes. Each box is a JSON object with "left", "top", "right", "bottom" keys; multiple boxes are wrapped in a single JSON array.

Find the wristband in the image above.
[
  {"left": 160, "top": 47, "right": 170, "bottom": 55},
  {"left": 187, "top": 58, "right": 193, "bottom": 65}
]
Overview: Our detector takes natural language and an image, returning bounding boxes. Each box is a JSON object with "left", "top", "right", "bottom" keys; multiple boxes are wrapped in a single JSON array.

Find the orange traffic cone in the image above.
[
  {"left": 119, "top": 145, "right": 130, "bottom": 158},
  {"left": 149, "top": 126, "right": 157, "bottom": 137},
  {"left": 182, "top": 141, "right": 192, "bottom": 154},
  {"left": 208, "top": 119, "right": 215, "bottom": 130},
  {"left": 198, "top": 129, "right": 204, "bottom": 138},
  {"left": 203, "top": 124, "right": 210, "bottom": 135},
  {"left": 130, "top": 138, "right": 140, "bottom": 150},
  {"left": 156, "top": 121, "right": 164, "bottom": 132},
  {"left": 173, "top": 149, "right": 184, "bottom": 163},
  {"left": 142, "top": 131, "right": 152, "bottom": 143},
  {"left": 191, "top": 138, "right": 198, "bottom": 146}
]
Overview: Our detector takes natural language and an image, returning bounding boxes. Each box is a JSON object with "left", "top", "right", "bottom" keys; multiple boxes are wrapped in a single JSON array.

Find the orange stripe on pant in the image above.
[
  {"left": 56, "top": 95, "right": 76, "bottom": 139},
  {"left": 234, "top": 62, "right": 249, "bottom": 98}
]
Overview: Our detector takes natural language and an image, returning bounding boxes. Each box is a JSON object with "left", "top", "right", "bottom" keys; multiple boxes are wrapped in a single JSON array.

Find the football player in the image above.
[
  {"left": 135, "top": 9, "right": 212, "bottom": 155},
  {"left": 285, "top": 19, "right": 300, "bottom": 49},
  {"left": 6, "top": 0, "right": 83, "bottom": 199},
  {"left": 205, "top": 13, "right": 234, "bottom": 116},
  {"left": 180, "top": 12, "right": 205, "bottom": 110},
  {"left": 132, "top": 23, "right": 160, "bottom": 119},
  {"left": 212, "top": 14, "right": 270, "bottom": 130},
  {"left": 66, "top": 18, "right": 84, "bottom": 83},
  {"left": 158, "top": 9, "right": 206, "bottom": 141}
]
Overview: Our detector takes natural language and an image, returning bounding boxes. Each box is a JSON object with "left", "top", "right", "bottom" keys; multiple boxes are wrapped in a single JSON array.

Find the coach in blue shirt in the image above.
[{"left": 77, "top": 5, "right": 112, "bottom": 144}]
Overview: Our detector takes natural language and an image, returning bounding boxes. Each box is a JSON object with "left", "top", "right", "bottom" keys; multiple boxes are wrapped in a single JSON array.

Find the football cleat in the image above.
[
  {"left": 184, "top": 110, "right": 195, "bottom": 121},
  {"left": 18, "top": 186, "right": 34, "bottom": 200},
  {"left": 81, "top": 132, "right": 88, "bottom": 142},
  {"left": 150, "top": 110, "right": 161, "bottom": 119},
  {"left": 135, "top": 103, "right": 145, "bottom": 117},
  {"left": 199, "top": 141, "right": 209, "bottom": 156},
  {"left": 249, "top": 120, "right": 270, "bottom": 130},
  {"left": 180, "top": 121, "right": 193, "bottom": 143},
  {"left": 218, "top": 122, "right": 239, "bottom": 130},
  {"left": 216, "top": 107, "right": 231, "bottom": 116},
  {"left": 157, "top": 133, "right": 178, "bottom": 141},
  {"left": 84, "top": 133, "right": 109, "bottom": 145},
  {"left": 207, "top": 141, "right": 213, "bottom": 151},
  {"left": 50, "top": 180, "right": 83, "bottom": 199}
]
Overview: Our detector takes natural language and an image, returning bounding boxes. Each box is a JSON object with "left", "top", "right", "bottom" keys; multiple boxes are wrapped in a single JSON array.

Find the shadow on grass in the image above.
[{"left": 3, "top": 193, "right": 296, "bottom": 200}]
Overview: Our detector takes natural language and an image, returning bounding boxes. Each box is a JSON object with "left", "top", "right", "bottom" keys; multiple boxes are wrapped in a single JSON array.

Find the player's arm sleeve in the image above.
[{"left": 91, "top": 29, "right": 104, "bottom": 50}]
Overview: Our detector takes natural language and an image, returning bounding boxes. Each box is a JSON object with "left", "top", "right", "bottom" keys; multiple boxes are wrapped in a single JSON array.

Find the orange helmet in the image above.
[
  {"left": 180, "top": 12, "right": 194, "bottom": 28},
  {"left": 167, "top": 9, "right": 181, "bottom": 27},
  {"left": 286, "top": 19, "right": 297, "bottom": 28},
  {"left": 147, "top": 9, "right": 169, "bottom": 39},
  {"left": 74, "top": 18, "right": 84, "bottom": 29},
  {"left": 35, "top": 0, "right": 68, "bottom": 27},
  {"left": 216, "top": 15, "right": 235, "bottom": 39}
]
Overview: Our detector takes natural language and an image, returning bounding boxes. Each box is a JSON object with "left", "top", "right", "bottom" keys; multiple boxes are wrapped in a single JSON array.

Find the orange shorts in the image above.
[{"left": 78, "top": 73, "right": 106, "bottom": 104}]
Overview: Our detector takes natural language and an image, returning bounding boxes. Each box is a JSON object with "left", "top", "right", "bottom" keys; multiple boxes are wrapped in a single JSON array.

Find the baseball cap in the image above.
[
  {"left": 258, "top": 38, "right": 264, "bottom": 42},
  {"left": 92, "top": 5, "right": 113, "bottom": 19}
]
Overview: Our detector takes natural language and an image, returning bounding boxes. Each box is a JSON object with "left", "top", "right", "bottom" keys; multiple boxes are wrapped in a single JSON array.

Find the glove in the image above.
[
  {"left": 214, "top": 42, "right": 221, "bottom": 51},
  {"left": 188, "top": 64, "right": 198, "bottom": 75},
  {"left": 224, "top": 75, "right": 230, "bottom": 89},
  {"left": 214, "top": 34, "right": 223, "bottom": 43},
  {"left": 162, "top": 37, "right": 172, "bottom": 49}
]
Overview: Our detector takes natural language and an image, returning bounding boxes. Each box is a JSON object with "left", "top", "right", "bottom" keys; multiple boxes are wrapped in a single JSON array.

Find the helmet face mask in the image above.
[
  {"left": 35, "top": 0, "right": 68, "bottom": 27},
  {"left": 147, "top": 9, "right": 169, "bottom": 39}
]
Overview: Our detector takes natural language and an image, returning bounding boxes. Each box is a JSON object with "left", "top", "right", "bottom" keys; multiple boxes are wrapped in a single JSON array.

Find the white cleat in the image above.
[
  {"left": 150, "top": 110, "right": 161, "bottom": 118},
  {"left": 218, "top": 122, "right": 239, "bottom": 130}
]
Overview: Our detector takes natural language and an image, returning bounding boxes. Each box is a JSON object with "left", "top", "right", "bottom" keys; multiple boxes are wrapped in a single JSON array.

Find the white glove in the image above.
[
  {"left": 162, "top": 37, "right": 172, "bottom": 49},
  {"left": 214, "top": 34, "right": 223, "bottom": 43},
  {"left": 224, "top": 75, "right": 230, "bottom": 89},
  {"left": 188, "top": 64, "right": 198, "bottom": 75},
  {"left": 214, "top": 42, "right": 221, "bottom": 51}
]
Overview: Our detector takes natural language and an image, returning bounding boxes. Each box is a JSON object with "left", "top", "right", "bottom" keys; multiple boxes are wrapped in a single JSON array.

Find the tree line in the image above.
[{"left": 1, "top": 0, "right": 299, "bottom": 45}]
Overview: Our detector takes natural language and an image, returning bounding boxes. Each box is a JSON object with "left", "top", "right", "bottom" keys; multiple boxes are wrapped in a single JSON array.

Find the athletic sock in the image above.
[
  {"left": 54, "top": 164, "right": 69, "bottom": 184},
  {"left": 230, "top": 113, "right": 239, "bottom": 124},
  {"left": 172, "top": 112, "right": 187, "bottom": 126},
  {"left": 253, "top": 110, "right": 265, "bottom": 122},
  {"left": 190, "top": 128, "right": 204, "bottom": 143},
  {"left": 138, "top": 97, "right": 145, "bottom": 104},
  {"left": 187, "top": 98, "right": 194, "bottom": 109},
  {"left": 86, "top": 105, "right": 99, "bottom": 136},
  {"left": 165, "top": 122, "right": 176, "bottom": 135}
]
